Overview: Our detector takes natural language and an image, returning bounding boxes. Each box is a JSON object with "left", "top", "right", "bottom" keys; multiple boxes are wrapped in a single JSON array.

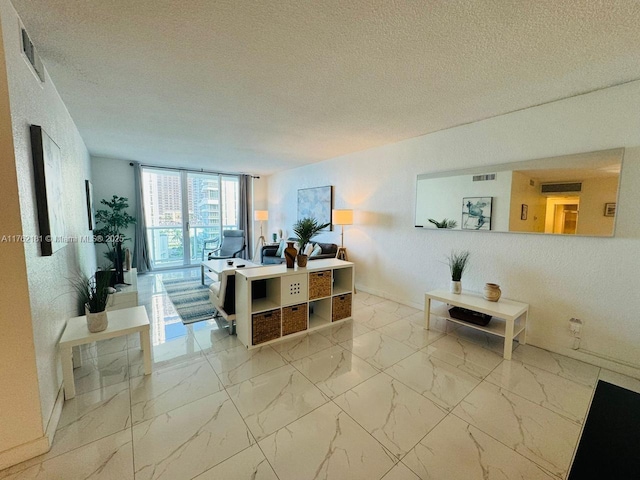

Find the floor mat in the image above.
[
  {"left": 162, "top": 277, "right": 215, "bottom": 325},
  {"left": 568, "top": 380, "right": 640, "bottom": 479}
]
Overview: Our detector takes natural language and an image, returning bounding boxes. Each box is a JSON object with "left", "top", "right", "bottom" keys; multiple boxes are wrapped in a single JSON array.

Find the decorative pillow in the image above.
[
  {"left": 303, "top": 243, "right": 314, "bottom": 256},
  {"left": 310, "top": 243, "right": 323, "bottom": 257},
  {"left": 276, "top": 240, "right": 286, "bottom": 257}
]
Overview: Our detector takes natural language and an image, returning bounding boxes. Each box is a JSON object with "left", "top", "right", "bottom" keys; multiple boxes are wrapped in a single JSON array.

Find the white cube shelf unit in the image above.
[{"left": 235, "top": 259, "right": 355, "bottom": 348}]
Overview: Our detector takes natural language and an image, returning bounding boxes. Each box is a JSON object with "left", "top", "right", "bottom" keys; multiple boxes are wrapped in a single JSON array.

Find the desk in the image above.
[
  {"left": 424, "top": 289, "right": 528, "bottom": 360},
  {"left": 200, "top": 258, "right": 260, "bottom": 284},
  {"left": 59, "top": 306, "right": 151, "bottom": 399}
]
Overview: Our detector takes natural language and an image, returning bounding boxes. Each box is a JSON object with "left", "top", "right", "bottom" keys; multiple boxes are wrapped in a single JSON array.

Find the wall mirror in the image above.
[{"left": 415, "top": 148, "right": 623, "bottom": 237}]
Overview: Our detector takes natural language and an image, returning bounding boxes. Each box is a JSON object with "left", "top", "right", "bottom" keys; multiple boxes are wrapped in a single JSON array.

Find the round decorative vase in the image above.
[
  {"left": 272, "top": 233, "right": 278, "bottom": 242},
  {"left": 284, "top": 242, "right": 297, "bottom": 268},
  {"left": 85, "top": 306, "right": 108, "bottom": 333},
  {"left": 450, "top": 280, "right": 462, "bottom": 294},
  {"left": 297, "top": 254, "right": 308, "bottom": 267},
  {"left": 483, "top": 283, "right": 501, "bottom": 302}
]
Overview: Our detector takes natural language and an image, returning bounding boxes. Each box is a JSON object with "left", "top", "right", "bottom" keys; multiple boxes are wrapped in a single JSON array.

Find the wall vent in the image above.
[
  {"left": 472, "top": 173, "right": 496, "bottom": 182},
  {"left": 540, "top": 182, "right": 582, "bottom": 194},
  {"left": 21, "top": 27, "right": 44, "bottom": 82}
]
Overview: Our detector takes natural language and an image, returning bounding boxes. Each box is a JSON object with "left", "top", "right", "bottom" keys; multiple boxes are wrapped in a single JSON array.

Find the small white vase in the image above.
[
  {"left": 85, "top": 306, "right": 108, "bottom": 333},
  {"left": 450, "top": 280, "right": 462, "bottom": 294}
]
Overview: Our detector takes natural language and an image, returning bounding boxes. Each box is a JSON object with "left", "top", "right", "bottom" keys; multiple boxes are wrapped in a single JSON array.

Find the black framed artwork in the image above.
[{"left": 30, "top": 125, "right": 66, "bottom": 256}]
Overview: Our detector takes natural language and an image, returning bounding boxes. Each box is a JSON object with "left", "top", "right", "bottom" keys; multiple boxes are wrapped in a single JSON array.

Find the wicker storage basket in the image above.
[
  {"left": 282, "top": 303, "right": 308, "bottom": 336},
  {"left": 309, "top": 270, "right": 331, "bottom": 299},
  {"left": 332, "top": 293, "right": 352, "bottom": 322},
  {"left": 252, "top": 309, "right": 281, "bottom": 345}
]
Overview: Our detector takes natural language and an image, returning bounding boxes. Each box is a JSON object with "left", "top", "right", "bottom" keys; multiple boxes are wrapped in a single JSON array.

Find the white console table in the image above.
[
  {"left": 235, "top": 259, "right": 354, "bottom": 349},
  {"left": 424, "top": 289, "right": 529, "bottom": 360}
]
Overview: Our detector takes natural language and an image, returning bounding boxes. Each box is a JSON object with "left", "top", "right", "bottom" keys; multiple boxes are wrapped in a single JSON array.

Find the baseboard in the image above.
[
  {"left": 0, "top": 386, "right": 62, "bottom": 471},
  {"left": 526, "top": 335, "right": 640, "bottom": 380},
  {"left": 355, "top": 284, "right": 424, "bottom": 310},
  {"left": 0, "top": 434, "right": 49, "bottom": 471},
  {"left": 44, "top": 385, "right": 64, "bottom": 446}
]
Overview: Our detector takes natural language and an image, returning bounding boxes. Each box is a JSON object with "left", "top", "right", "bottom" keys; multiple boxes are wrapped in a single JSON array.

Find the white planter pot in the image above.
[
  {"left": 85, "top": 306, "right": 108, "bottom": 333},
  {"left": 450, "top": 281, "right": 462, "bottom": 294}
]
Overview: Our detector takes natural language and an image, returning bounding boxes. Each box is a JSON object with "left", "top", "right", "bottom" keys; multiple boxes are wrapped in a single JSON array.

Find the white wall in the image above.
[
  {"left": 268, "top": 80, "right": 640, "bottom": 376},
  {"left": 0, "top": 0, "right": 95, "bottom": 465}
]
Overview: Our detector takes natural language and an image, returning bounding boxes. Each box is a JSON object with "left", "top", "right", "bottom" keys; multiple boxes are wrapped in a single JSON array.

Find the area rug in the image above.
[
  {"left": 568, "top": 380, "right": 640, "bottom": 479},
  {"left": 162, "top": 277, "right": 215, "bottom": 325}
]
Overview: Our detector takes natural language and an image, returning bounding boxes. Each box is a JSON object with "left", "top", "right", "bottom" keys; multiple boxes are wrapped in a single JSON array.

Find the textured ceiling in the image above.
[{"left": 10, "top": 0, "right": 640, "bottom": 175}]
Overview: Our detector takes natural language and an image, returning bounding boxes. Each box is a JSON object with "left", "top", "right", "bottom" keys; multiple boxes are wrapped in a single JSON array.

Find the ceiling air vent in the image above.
[
  {"left": 472, "top": 173, "right": 496, "bottom": 182},
  {"left": 540, "top": 182, "right": 582, "bottom": 194},
  {"left": 21, "top": 27, "right": 44, "bottom": 82}
]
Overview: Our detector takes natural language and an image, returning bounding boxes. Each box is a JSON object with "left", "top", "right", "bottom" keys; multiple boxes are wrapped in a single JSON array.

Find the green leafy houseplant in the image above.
[
  {"left": 94, "top": 195, "right": 136, "bottom": 265},
  {"left": 292, "top": 217, "right": 331, "bottom": 252},
  {"left": 428, "top": 218, "right": 457, "bottom": 229},
  {"left": 448, "top": 250, "right": 470, "bottom": 281},
  {"left": 70, "top": 270, "right": 113, "bottom": 313}
]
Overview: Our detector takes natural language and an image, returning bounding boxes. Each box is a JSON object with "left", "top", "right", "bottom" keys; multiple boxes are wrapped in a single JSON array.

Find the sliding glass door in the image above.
[{"left": 142, "top": 168, "right": 240, "bottom": 269}]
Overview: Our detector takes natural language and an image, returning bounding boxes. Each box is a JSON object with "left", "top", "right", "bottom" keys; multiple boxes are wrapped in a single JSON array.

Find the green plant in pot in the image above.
[
  {"left": 71, "top": 270, "right": 113, "bottom": 332},
  {"left": 447, "top": 250, "right": 470, "bottom": 294},
  {"left": 292, "top": 217, "right": 330, "bottom": 267},
  {"left": 428, "top": 218, "right": 457, "bottom": 229},
  {"left": 94, "top": 196, "right": 136, "bottom": 282}
]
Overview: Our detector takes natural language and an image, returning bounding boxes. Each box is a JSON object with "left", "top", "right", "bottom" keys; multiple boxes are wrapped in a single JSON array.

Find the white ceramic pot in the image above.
[
  {"left": 85, "top": 306, "right": 108, "bottom": 333},
  {"left": 450, "top": 280, "right": 462, "bottom": 294}
]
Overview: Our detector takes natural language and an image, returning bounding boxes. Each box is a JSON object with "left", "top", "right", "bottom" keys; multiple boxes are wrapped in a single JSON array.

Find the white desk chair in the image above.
[{"left": 209, "top": 269, "right": 236, "bottom": 335}]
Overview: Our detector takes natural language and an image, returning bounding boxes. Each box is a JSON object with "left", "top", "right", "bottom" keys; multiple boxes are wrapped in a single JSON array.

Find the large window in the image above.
[{"left": 142, "top": 168, "right": 240, "bottom": 268}]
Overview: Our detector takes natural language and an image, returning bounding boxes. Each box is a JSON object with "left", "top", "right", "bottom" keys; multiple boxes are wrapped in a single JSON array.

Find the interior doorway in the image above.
[{"left": 544, "top": 196, "right": 580, "bottom": 235}]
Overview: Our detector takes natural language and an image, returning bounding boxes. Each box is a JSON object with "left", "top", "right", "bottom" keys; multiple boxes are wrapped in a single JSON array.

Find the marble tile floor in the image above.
[{"left": 2, "top": 268, "right": 639, "bottom": 479}]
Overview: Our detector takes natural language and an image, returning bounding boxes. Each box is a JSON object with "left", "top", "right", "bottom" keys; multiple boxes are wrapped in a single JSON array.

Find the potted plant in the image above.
[
  {"left": 292, "top": 217, "right": 330, "bottom": 267},
  {"left": 428, "top": 218, "right": 457, "bottom": 229},
  {"left": 71, "top": 270, "right": 113, "bottom": 332},
  {"left": 94, "top": 195, "right": 136, "bottom": 283},
  {"left": 447, "top": 250, "right": 470, "bottom": 294}
]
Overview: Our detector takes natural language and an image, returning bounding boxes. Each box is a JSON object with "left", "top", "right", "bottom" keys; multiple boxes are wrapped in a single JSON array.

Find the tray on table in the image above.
[{"left": 448, "top": 306, "right": 492, "bottom": 326}]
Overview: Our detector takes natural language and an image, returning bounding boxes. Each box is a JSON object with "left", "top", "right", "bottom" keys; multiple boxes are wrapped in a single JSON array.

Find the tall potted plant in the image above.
[
  {"left": 71, "top": 271, "right": 113, "bottom": 332},
  {"left": 447, "top": 250, "right": 470, "bottom": 294},
  {"left": 292, "top": 217, "right": 330, "bottom": 267},
  {"left": 94, "top": 195, "right": 136, "bottom": 283}
]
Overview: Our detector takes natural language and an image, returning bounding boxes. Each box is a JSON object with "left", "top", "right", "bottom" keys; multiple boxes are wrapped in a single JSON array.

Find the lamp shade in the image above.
[
  {"left": 254, "top": 210, "right": 269, "bottom": 221},
  {"left": 332, "top": 209, "right": 353, "bottom": 225}
]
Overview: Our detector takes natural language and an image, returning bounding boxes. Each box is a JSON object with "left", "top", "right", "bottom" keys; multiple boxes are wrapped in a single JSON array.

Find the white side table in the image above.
[
  {"left": 424, "top": 289, "right": 529, "bottom": 360},
  {"left": 59, "top": 306, "right": 151, "bottom": 400}
]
